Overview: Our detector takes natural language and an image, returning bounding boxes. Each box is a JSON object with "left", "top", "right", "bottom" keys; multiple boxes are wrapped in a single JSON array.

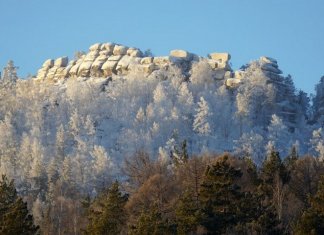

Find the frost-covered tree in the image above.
[
  {"left": 236, "top": 66, "right": 275, "bottom": 130},
  {"left": 0, "top": 113, "right": 18, "bottom": 179},
  {"left": 310, "top": 128, "right": 324, "bottom": 161},
  {"left": 267, "top": 114, "right": 291, "bottom": 157},
  {"left": 234, "top": 131, "right": 265, "bottom": 165},
  {"left": 1, "top": 60, "right": 18, "bottom": 84},
  {"left": 193, "top": 97, "right": 211, "bottom": 136},
  {"left": 91, "top": 145, "right": 113, "bottom": 188},
  {"left": 313, "top": 76, "right": 324, "bottom": 125},
  {"left": 190, "top": 60, "right": 214, "bottom": 86}
]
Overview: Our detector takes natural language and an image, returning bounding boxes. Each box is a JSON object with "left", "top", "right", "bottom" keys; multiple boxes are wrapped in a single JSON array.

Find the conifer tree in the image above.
[
  {"left": 175, "top": 190, "right": 201, "bottom": 235},
  {"left": 0, "top": 175, "right": 39, "bottom": 234},
  {"left": 129, "top": 204, "right": 174, "bottom": 235},
  {"left": 193, "top": 97, "right": 211, "bottom": 136},
  {"left": 1, "top": 60, "right": 18, "bottom": 84},
  {"left": 199, "top": 155, "right": 243, "bottom": 234},
  {"left": 261, "top": 149, "right": 290, "bottom": 223},
  {"left": 85, "top": 181, "right": 128, "bottom": 235},
  {"left": 294, "top": 176, "right": 324, "bottom": 234}
]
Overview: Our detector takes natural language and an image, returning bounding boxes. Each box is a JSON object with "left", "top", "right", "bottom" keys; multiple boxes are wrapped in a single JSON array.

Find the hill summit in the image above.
[{"left": 34, "top": 42, "right": 281, "bottom": 88}]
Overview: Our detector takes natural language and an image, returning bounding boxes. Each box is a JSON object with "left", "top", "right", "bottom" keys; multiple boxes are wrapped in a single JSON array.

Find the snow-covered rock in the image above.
[
  {"left": 89, "top": 43, "right": 102, "bottom": 51},
  {"left": 208, "top": 52, "right": 231, "bottom": 62},
  {"left": 170, "top": 50, "right": 192, "bottom": 61},
  {"left": 34, "top": 42, "right": 285, "bottom": 86},
  {"left": 113, "top": 45, "right": 128, "bottom": 56},
  {"left": 141, "top": 57, "right": 153, "bottom": 64},
  {"left": 127, "top": 48, "right": 143, "bottom": 57},
  {"left": 54, "top": 57, "right": 68, "bottom": 67}
]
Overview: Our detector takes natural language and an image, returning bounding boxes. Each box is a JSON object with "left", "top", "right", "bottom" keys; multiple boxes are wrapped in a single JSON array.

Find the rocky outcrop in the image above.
[
  {"left": 35, "top": 42, "right": 233, "bottom": 83},
  {"left": 34, "top": 42, "right": 286, "bottom": 89}
]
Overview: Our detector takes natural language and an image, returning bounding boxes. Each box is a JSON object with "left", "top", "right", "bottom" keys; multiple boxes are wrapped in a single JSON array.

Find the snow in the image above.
[{"left": 0, "top": 56, "right": 322, "bottom": 207}]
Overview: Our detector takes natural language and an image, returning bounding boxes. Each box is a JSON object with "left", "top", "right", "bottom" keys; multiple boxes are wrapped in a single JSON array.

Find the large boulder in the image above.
[
  {"left": 140, "top": 57, "right": 153, "bottom": 64},
  {"left": 54, "top": 57, "right": 68, "bottom": 67},
  {"left": 100, "top": 43, "right": 115, "bottom": 52},
  {"left": 260, "top": 56, "right": 277, "bottom": 64},
  {"left": 46, "top": 67, "right": 58, "bottom": 80},
  {"left": 207, "top": 59, "right": 231, "bottom": 70},
  {"left": 153, "top": 56, "right": 171, "bottom": 66},
  {"left": 42, "top": 59, "right": 54, "bottom": 68},
  {"left": 261, "top": 64, "right": 282, "bottom": 74},
  {"left": 127, "top": 48, "right": 143, "bottom": 57},
  {"left": 92, "top": 54, "right": 109, "bottom": 70},
  {"left": 37, "top": 68, "right": 50, "bottom": 80},
  {"left": 208, "top": 52, "right": 231, "bottom": 63},
  {"left": 116, "top": 55, "right": 132, "bottom": 72},
  {"left": 63, "top": 60, "right": 76, "bottom": 77},
  {"left": 99, "top": 50, "right": 111, "bottom": 56},
  {"left": 53, "top": 67, "right": 66, "bottom": 80},
  {"left": 102, "top": 58, "right": 121, "bottom": 76},
  {"left": 117, "top": 56, "right": 141, "bottom": 74},
  {"left": 89, "top": 43, "right": 102, "bottom": 51},
  {"left": 69, "top": 61, "right": 83, "bottom": 77},
  {"left": 107, "top": 55, "right": 123, "bottom": 61},
  {"left": 207, "top": 59, "right": 218, "bottom": 69},
  {"left": 170, "top": 50, "right": 192, "bottom": 61},
  {"left": 234, "top": 71, "right": 244, "bottom": 79},
  {"left": 84, "top": 51, "right": 99, "bottom": 62},
  {"left": 78, "top": 61, "right": 93, "bottom": 77},
  {"left": 113, "top": 45, "right": 128, "bottom": 56}
]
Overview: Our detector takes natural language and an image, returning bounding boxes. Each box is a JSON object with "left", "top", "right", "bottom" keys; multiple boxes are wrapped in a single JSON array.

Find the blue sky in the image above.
[{"left": 0, "top": 0, "right": 323, "bottom": 94}]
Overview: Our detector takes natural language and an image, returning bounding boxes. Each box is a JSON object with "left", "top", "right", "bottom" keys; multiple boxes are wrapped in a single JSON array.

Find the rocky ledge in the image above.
[{"left": 34, "top": 42, "right": 282, "bottom": 87}]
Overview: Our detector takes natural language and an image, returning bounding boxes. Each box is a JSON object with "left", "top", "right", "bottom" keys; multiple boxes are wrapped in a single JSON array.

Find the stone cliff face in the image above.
[{"left": 34, "top": 42, "right": 281, "bottom": 87}]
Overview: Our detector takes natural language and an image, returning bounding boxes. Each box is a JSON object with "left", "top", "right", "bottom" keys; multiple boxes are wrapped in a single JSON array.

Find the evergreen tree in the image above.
[
  {"left": 1, "top": 60, "right": 18, "bottom": 84},
  {"left": 199, "top": 155, "right": 243, "bottom": 234},
  {"left": 193, "top": 97, "right": 211, "bottom": 136},
  {"left": 0, "top": 175, "right": 39, "bottom": 234},
  {"left": 85, "top": 181, "right": 128, "bottom": 235},
  {"left": 312, "top": 76, "right": 324, "bottom": 124},
  {"left": 129, "top": 204, "right": 175, "bottom": 235},
  {"left": 175, "top": 190, "right": 201, "bottom": 235},
  {"left": 261, "top": 149, "right": 289, "bottom": 223},
  {"left": 294, "top": 176, "right": 324, "bottom": 234}
]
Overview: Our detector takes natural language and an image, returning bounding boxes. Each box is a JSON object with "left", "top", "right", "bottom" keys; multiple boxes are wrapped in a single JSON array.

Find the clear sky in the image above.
[{"left": 0, "top": 0, "right": 323, "bottom": 94}]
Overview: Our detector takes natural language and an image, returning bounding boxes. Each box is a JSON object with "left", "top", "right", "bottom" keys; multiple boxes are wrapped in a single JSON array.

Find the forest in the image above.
[{"left": 0, "top": 57, "right": 324, "bottom": 234}]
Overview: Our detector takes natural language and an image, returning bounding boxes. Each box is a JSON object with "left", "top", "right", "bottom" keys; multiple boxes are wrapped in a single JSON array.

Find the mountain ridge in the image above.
[{"left": 33, "top": 42, "right": 282, "bottom": 89}]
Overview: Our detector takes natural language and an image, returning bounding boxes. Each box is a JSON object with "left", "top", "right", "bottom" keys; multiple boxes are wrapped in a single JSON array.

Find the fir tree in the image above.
[
  {"left": 193, "top": 97, "right": 211, "bottom": 136},
  {"left": 85, "top": 181, "right": 128, "bottom": 235},
  {"left": 261, "top": 149, "right": 290, "bottom": 224},
  {"left": 1, "top": 60, "right": 18, "bottom": 84},
  {"left": 0, "top": 175, "right": 39, "bottom": 235},
  {"left": 294, "top": 176, "right": 324, "bottom": 234},
  {"left": 129, "top": 204, "right": 175, "bottom": 235},
  {"left": 175, "top": 190, "right": 201, "bottom": 235},
  {"left": 199, "top": 155, "right": 243, "bottom": 234}
]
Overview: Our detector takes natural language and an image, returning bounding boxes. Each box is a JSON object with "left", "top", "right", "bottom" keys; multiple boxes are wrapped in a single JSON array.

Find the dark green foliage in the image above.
[
  {"left": 199, "top": 155, "right": 244, "bottom": 234},
  {"left": 175, "top": 190, "right": 201, "bottom": 234},
  {"left": 261, "top": 150, "right": 289, "bottom": 186},
  {"left": 0, "top": 175, "right": 39, "bottom": 235},
  {"left": 284, "top": 145, "right": 299, "bottom": 170},
  {"left": 254, "top": 205, "right": 283, "bottom": 235},
  {"left": 261, "top": 150, "right": 290, "bottom": 202},
  {"left": 129, "top": 204, "right": 175, "bottom": 235},
  {"left": 84, "top": 181, "right": 128, "bottom": 235},
  {"left": 294, "top": 176, "right": 324, "bottom": 234}
]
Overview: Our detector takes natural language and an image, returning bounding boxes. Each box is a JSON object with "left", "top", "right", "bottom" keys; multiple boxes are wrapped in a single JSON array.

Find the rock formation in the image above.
[
  {"left": 34, "top": 42, "right": 282, "bottom": 88},
  {"left": 35, "top": 42, "right": 237, "bottom": 83}
]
